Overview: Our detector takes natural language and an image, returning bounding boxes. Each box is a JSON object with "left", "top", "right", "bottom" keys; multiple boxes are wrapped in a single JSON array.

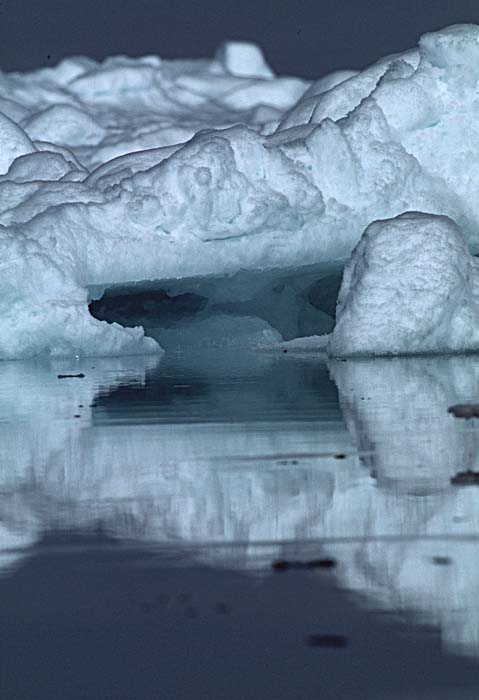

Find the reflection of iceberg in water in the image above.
[
  {"left": 0, "top": 355, "right": 161, "bottom": 574},
  {"left": 0, "top": 353, "right": 349, "bottom": 567},
  {"left": 328, "top": 356, "right": 479, "bottom": 657},
  {"left": 0, "top": 524, "right": 36, "bottom": 579},
  {"left": 330, "top": 356, "right": 479, "bottom": 490},
  {"left": 2, "top": 351, "right": 479, "bottom": 657}
]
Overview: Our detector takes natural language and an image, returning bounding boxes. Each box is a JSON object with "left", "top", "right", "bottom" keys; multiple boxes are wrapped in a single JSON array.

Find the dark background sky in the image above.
[{"left": 2, "top": 0, "right": 479, "bottom": 77}]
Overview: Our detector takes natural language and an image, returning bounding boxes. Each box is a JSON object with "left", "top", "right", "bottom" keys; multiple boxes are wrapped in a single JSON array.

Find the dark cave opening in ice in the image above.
[{"left": 88, "top": 265, "right": 343, "bottom": 352}]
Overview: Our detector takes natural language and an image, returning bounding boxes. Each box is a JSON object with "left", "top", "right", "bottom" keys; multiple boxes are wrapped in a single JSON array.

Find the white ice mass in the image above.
[
  {"left": 3, "top": 26, "right": 479, "bottom": 357},
  {"left": 328, "top": 212, "right": 479, "bottom": 356}
]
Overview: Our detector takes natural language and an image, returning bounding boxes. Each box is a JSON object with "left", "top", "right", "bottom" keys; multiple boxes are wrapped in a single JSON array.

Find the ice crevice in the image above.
[{"left": 1, "top": 27, "right": 479, "bottom": 357}]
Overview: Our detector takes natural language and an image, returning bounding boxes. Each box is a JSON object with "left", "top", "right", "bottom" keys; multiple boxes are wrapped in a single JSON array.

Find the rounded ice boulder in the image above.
[{"left": 328, "top": 212, "right": 479, "bottom": 356}]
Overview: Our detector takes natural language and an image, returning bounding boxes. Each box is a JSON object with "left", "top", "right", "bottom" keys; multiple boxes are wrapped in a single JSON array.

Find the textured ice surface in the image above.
[
  {"left": 328, "top": 212, "right": 479, "bottom": 356},
  {"left": 2, "top": 27, "right": 479, "bottom": 357}
]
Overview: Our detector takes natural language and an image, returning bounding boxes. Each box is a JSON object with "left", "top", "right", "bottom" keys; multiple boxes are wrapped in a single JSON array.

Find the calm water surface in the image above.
[{"left": 1, "top": 349, "right": 479, "bottom": 699}]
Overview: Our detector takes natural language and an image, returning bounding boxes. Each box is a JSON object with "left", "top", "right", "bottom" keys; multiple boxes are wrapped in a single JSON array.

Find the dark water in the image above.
[{"left": 1, "top": 349, "right": 479, "bottom": 699}]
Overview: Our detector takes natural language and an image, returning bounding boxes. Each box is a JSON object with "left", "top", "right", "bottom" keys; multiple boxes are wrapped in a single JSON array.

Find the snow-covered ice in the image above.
[
  {"left": 2, "top": 27, "right": 479, "bottom": 357},
  {"left": 328, "top": 212, "right": 479, "bottom": 356}
]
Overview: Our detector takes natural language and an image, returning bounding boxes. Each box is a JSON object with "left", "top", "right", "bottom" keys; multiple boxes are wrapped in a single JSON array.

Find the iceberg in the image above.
[{"left": 2, "top": 27, "right": 479, "bottom": 357}]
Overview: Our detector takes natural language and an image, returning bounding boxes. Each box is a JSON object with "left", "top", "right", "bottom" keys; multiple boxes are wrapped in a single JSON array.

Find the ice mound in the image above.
[
  {"left": 22, "top": 104, "right": 106, "bottom": 147},
  {"left": 215, "top": 41, "right": 275, "bottom": 79},
  {"left": 2, "top": 26, "right": 479, "bottom": 358},
  {"left": 277, "top": 23, "right": 479, "bottom": 244},
  {"left": 0, "top": 112, "right": 36, "bottom": 174},
  {"left": 328, "top": 212, "right": 479, "bottom": 356},
  {"left": 0, "top": 252, "right": 159, "bottom": 360},
  {"left": 1, "top": 150, "right": 78, "bottom": 183}
]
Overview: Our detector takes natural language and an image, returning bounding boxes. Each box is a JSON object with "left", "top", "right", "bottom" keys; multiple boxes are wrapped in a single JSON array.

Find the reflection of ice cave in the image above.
[
  {"left": 0, "top": 353, "right": 479, "bottom": 655},
  {"left": 4, "top": 26, "right": 479, "bottom": 356}
]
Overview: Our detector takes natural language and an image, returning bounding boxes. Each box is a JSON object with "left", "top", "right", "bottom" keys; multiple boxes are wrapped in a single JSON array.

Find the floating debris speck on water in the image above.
[
  {"left": 57, "top": 373, "right": 85, "bottom": 379},
  {"left": 450, "top": 470, "right": 479, "bottom": 486},
  {"left": 432, "top": 556, "right": 452, "bottom": 566},
  {"left": 448, "top": 404, "right": 479, "bottom": 418},
  {"left": 272, "top": 558, "right": 336, "bottom": 572},
  {"left": 306, "top": 634, "right": 349, "bottom": 648}
]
